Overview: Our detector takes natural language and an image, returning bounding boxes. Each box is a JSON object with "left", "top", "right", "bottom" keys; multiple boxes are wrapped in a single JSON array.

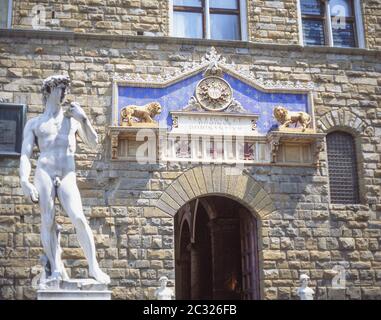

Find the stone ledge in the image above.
[
  {"left": 0, "top": 28, "right": 380, "bottom": 57},
  {"left": 37, "top": 279, "right": 112, "bottom": 300},
  {"left": 37, "top": 290, "right": 112, "bottom": 300},
  {"left": 329, "top": 204, "right": 370, "bottom": 211}
]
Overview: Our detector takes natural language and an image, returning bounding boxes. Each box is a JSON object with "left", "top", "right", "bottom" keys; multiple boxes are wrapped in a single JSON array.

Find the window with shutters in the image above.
[{"left": 327, "top": 131, "right": 360, "bottom": 204}]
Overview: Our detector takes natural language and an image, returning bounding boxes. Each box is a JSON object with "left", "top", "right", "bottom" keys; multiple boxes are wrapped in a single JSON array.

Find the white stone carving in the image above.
[
  {"left": 195, "top": 76, "right": 233, "bottom": 111},
  {"left": 19, "top": 75, "right": 111, "bottom": 286},
  {"left": 113, "top": 47, "right": 314, "bottom": 92},
  {"left": 182, "top": 96, "right": 203, "bottom": 112},
  {"left": 170, "top": 111, "right": 259, "bottom": 135},
  {"left": 155, "top": 276, "right": 175, "bottom": 300},
  {"left": 296, "top": 274, "right": 315, "bottom": 300},
  {"left": 37, "top": 279, "right": 111, "bottom": 300},
  {"left": 182, "top": 58, "right": 246, "bottom": 113}
]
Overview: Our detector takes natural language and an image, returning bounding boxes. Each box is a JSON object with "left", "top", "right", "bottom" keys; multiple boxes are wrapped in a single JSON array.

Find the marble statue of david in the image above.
[{"left": 19, "top": 75, "right": 110, "bottom": 284}]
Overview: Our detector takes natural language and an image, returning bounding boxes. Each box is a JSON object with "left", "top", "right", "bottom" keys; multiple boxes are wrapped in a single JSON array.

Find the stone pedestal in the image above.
[{"left": 37, "top": 279, "right": 112, "bottom": 300}]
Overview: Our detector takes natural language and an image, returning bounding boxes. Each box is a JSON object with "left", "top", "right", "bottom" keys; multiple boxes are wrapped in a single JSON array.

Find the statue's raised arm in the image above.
[{"left": 65, "top": 101, "right": 98, "bottom": 149}]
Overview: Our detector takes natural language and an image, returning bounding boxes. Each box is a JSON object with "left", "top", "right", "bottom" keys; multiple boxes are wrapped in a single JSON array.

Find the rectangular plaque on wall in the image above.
[{"left": 0, "top": 103, "right": 27, "bottom": 156}]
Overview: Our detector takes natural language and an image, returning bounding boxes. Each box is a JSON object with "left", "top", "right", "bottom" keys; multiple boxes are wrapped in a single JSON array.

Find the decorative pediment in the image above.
[
  {"left": 110, "top": 47, "right": 325, "bottom": 167},
  {"left": 112, "top": 47, "right": 314, "bottom": 133},
  {"left": 113, "top": 47, "right": 314, "bottom": 92}
]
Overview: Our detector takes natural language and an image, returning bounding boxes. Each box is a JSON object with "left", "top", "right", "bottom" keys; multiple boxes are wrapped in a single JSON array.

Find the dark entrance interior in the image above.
[{"left": 175, "top": 196, "right": 260, "bottom": 300}]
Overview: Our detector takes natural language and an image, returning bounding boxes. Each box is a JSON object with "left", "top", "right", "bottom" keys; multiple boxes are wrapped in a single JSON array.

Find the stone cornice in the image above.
[{"left": 0, "top": 28, "right": 380, "bottom": 57}]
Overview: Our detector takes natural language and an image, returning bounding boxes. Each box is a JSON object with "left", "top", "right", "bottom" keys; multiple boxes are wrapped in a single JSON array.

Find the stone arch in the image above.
[
  {"left": 155, "top": 165, "right": 276, "bottom": 220},
  {"left": 317, "top": 108, "right": 374, "bottom": 137}
]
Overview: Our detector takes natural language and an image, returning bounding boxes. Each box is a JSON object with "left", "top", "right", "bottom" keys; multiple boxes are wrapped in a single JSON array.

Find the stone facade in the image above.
[
  {"left": 9, "top": 0, "right": 381, "bottom": 50},
  {"left": 363, "top": 0, "right": 381, "bottom": 50},
  {"left": 0, "top": 0, "right": 380, "bottom": 300},
  {"left": 248, "top": 0, "right": 299, "bottom": 44},
  {"left": 12, "top": 0, "right": 169, "bottom": 36}
]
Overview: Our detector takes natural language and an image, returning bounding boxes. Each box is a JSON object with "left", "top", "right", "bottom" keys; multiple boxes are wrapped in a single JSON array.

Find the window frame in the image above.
[
  {"left": 7, "top": 0, "right": 12, "bottom": 28},
  {"left": 326, "top": 130, "right": 361, "bottom": 205},
  {"left": 330, "top": 0, "right": 357, "bottom": 47},
  {"left": 0, "top": 103, "right": 27, "bottom": 157},
  {"left": 0, "top": 0, "right": 12, "bottom": 28},
  {"left": 209, "top": 1, "right": 242, "bottom": 41},
  {"left": 300, "top": 0, "right": 327, "bottom": 46},
  {"left": 170, "top": 0, "right": 248, "bottom": 41},
  {"left": 298, "top": 0, "right": 365, "bottom": 48},
  {"left": 172, "top": 1, "right": 205, "bottom": 38}
]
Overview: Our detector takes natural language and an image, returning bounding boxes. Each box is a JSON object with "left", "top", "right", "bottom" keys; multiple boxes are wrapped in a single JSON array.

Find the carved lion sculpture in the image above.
[
  {"left": 273, "top": 106, "right": 311, "bottom": 131},
  {"left": 120, "top": 102, "right": 162, "bottom": 126}
]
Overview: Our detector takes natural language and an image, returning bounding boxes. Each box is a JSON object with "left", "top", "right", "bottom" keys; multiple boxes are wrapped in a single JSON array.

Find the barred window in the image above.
[{"left": 327, "top": 131, "right": 359, "bottom": 204}]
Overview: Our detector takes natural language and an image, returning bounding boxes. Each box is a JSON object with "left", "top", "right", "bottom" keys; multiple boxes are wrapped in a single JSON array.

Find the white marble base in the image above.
[{"left": 37, "top": 279, "right": 112, "bottom": 300}]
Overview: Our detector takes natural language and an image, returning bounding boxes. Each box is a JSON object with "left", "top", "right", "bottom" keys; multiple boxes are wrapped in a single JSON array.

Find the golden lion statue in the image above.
[
  {"left": 120, "top": 102, "right": 162, "bottom": 126},
  {"left": 273, "top": 106, "right": 311, "bottom": 131}
]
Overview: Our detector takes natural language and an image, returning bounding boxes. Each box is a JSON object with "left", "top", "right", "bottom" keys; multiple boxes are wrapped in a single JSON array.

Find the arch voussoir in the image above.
[
  {"left": 231, "top": 175, "right": 250, "bottom": 200},
  {"left": 192, "top": 166, "right": 207, "bottom": 195},
  {"left": 201, "top": 166, "right": 214, "bottom": 194},
  {"left": 318, "top": 108, "right": 373, "bottom": 137},
  {"left": 156, "top": 199, "right": 177, "bottom": 217},
  {"left": 165, "top": 184, "right": 186, "bottom": 207},
  {"left": 157, "top": 165, "right": 276, "bottom": 219},
  {"left": 257, "top": 203, "right": 276, "bottom": 219},
  {"left": 160, "top": 192, "right": 181, "bottom": 211},
  {"left": 170, "top": 180, "right": 190, "bottom": 203},
  {"left": 184, "top": 170, "right": 202, "bottom": 197},
  {"left": 177, "top": 174, "right": 196, "bottom": 199}
]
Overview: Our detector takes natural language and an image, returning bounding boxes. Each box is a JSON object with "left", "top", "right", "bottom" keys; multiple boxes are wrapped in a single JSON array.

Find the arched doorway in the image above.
[{"left": 175, "top": 196, "right": 260, "bottom": 300}]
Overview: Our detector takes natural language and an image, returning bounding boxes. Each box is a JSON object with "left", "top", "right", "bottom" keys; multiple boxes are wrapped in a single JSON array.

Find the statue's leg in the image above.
[
  {"left": 126, "top": 111, "right": 133, "bottom": 126},
  {"left": 34, "top": 168, "right": 62, "bottom": 279},
  {"left": 282, "top": 120, "right": 291, "bottom": 128},
  {"left": 56, "top": 172, "right": 110, "bottom": 284},
  {"left": 144, "top": 114, "right": 154, "bottom": 123}
]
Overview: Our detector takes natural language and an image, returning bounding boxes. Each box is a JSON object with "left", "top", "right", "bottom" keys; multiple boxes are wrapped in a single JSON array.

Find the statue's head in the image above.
[
  {"left": 159, "top": 276, "right": 168, "bottom": 288},
  {"left": 299, "top": 274, "right": 310, "bottom": 288},
  {"left": 42, "top": 75, "right": 70, "bottom": 105},
  {"left": 148, "top": 102, "right": 162, "bottom": 117},
  {"left": 273, "top": 105, "right": 287, "bottom": 123}
]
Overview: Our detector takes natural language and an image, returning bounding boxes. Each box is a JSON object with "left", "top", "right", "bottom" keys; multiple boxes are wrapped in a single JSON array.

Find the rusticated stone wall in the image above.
[
  {"left": 8, "top": 0, "right": 381, "bottom": 50},
  {"left": 247, "top": 0, "right": 299, "bottom": 45},
  {"left": 362, "top": 0, "right": 381, "bottom": 50},
  {"left": 0, "top": 31, "right": 380, "bottom": 299},
  {"left": 12, "top": 0, "right": 169, "bottom": 36}
]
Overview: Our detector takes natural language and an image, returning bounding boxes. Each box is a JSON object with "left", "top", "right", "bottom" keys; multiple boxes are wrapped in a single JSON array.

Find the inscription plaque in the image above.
[{"left": 170, "top": 111, "right": 259, "bottom": 135}]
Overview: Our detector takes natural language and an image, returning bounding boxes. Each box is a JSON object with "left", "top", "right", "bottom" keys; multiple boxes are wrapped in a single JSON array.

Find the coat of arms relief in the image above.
[
  {"left": 182, "top": 60, "right": 246, "bottom": 114},
  {"left": 110, "top": 47, "right": 325, "bottom": 165}
]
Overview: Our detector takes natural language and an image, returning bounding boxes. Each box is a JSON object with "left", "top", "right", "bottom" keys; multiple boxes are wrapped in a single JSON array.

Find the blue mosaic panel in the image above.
[{"left": 118, "top": 72, "right": 309, "bottom": 134}]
